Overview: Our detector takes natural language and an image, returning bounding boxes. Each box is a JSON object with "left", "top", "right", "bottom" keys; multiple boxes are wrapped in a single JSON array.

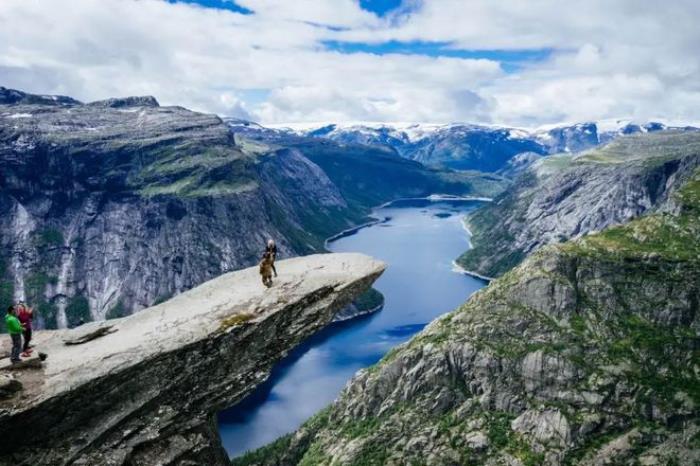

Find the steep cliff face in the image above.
[
  {"left": 0, "top": 89, "right": 370, "bottom": 328},
  {"left": 234, "top": 172, "right": 700, "bottom": 465},
  {"left": 458, "top": 131, "right": 700, "bottom": 278},
  {"left": 0, "top": 253, "right": 385, "bottom": 466}
]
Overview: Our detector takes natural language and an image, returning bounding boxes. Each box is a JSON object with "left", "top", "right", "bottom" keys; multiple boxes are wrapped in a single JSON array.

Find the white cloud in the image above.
[{"left": 0, "top": 0, "right": 699, "bottom": 126}]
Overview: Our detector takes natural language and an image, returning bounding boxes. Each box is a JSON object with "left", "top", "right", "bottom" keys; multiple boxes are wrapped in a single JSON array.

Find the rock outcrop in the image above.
[
  {"left": 458, "top": 131, "right": 700, "bottom": 278},
  {"left": 0, "top": 253, "right": 385, "bottom": 466},
  {"left": 233, "top": 171, "right": 700, "bottom": 465}
]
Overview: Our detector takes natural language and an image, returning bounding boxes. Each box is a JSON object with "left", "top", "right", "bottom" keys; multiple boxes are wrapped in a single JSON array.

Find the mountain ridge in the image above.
[
  {"left": 0, "top": 87, "right": 495, "bottom": 329},
  {"left": 457, "top": 131, "right": 700, "bottom": 278}
]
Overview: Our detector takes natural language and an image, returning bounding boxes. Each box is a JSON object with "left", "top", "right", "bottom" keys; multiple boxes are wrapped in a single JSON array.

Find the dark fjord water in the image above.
[{"left": 219, "top": 200, "right": 488, "bottom": 457}]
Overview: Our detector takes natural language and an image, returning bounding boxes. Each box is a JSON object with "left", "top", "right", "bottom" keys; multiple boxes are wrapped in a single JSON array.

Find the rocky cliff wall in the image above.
[
  {"left": 458, "top": 131, "right": 700, "bottom": 278},
  {"left": 0, "top": 92, "right": 361, "bottom": 328}
]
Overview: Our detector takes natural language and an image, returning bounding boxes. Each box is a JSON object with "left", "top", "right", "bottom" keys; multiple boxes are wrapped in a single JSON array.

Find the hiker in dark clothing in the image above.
[
  {"left": 265, "top": 239, "right": 278, "bottom": 277},
  {"left": 5, "top": 305, "right": 24, "bottom": 364},
  {"left": 17, "top": 302, "right": 33, "bottom": 356}
]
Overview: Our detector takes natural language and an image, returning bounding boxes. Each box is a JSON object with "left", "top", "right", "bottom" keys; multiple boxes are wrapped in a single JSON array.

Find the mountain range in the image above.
[{"left": 258, "top": 120, "right": 699, "bottom": 171}]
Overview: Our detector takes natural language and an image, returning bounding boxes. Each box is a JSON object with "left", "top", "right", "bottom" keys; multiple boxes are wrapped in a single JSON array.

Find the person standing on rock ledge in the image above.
[
  {"left": 17, "top": 302, "right": 34, "bottom": 357},
  {"left": 259, "top": 252, "right": 275, "bottom": 288},
  {"left": 5, "top": 305, "right": 24, "bottom": 364},
  {"left": 265, "top": 239, "right": 278, "bottom": 277}
]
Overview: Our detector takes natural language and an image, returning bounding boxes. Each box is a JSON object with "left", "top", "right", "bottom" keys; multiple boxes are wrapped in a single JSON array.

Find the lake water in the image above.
[{"left": 218, "top": 199, "right": 488, "bottom": 458}]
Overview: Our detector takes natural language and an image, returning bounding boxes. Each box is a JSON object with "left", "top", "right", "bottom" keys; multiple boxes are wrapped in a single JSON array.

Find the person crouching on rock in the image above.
[
  {"left": 17, "top": 302, "right": 33, "bottom": 357},
  {"left": 5, "top": 305, "right": 24, "bottom": 364},
  {"left": 265, "top": 239, "right": 278, "bottom": 277},
  {"left": 259, "top": 252, "right": 274, "bottom": 288}
]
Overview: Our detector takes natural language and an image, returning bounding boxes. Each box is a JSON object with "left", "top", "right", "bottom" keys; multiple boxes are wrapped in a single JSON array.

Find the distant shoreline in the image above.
[
  {"left": 454, "top": 213, "right": 493, "bottom": 281},
  {"left": 324, "top": 194, "right": 492, "bottom": 249},
  {"left": 451, "top": 260, "right": 493, "bottom": 282}
]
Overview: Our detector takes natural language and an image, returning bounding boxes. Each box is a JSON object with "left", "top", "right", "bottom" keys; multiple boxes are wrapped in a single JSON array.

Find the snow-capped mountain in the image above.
[{"left": 231, "top": 119, "right": 699, "bottom": 173}]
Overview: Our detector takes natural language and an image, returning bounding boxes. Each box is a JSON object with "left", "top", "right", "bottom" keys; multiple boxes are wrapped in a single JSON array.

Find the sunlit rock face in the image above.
[{"left": 0, "top": 253, "right": 385, "bottom": 466}]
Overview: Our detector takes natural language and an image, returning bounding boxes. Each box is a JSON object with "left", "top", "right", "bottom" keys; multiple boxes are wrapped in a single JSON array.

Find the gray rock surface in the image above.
[
  {"left": 0, "top": 252, "right": 385, "bottom": 466},
  {"left": 458, "top": 131, "right": 700, "bottom": 277}
]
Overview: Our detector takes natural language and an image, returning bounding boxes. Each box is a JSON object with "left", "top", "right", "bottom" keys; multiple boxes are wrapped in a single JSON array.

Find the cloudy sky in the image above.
[{"left": 1, "top": 0, "right": 699, "bottom": 127}]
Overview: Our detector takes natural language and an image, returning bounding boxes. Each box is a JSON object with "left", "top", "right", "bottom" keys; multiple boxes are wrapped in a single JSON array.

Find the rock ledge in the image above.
[{"left": 0, "top": 253, "right": 385, "bottom": 466}]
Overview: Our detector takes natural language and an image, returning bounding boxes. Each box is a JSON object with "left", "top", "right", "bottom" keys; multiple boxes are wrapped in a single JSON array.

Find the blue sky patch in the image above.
[
  {"left": 166, "top": 0, "right": 253, "bottom": 15},
  {"left": 323, "top": 40, "right": 552, "bottom": 72},
  {"left": 238, "top": 89, "right": 270, "bottom": 106},
  {"left": 359, "top": 0, "right": 405, "bottom": 16}
]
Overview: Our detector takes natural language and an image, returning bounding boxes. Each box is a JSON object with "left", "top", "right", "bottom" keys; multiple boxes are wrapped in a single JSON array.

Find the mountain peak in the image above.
[
  {"left": 86, "top": 95, "right": 159, "bottom": 108},
  {"left": 0, "top": 86, "right": 81, "bottom": 106}
]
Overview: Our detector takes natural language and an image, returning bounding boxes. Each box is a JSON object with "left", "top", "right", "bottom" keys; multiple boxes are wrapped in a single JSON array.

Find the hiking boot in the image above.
[{"left": 21, "top": 352, "right": 31, "bottom": 358}]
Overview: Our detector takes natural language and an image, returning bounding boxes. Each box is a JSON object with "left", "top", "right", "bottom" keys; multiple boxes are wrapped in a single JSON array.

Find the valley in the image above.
[
  {"left": 233, "top": 143, "right": 700, "bottom": 466},
  {"left": 0, "top": 87, "right": 498, "bottom": 328},
  {"left": 220, "top": 199, "right": 487, "bottom": 458},
  {"left": 1, "top": 87, "right": 698, "bottom": 466}
]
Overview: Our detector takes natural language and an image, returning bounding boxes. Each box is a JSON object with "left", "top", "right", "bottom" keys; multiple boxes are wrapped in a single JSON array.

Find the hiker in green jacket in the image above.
[{"left": 5, "top": 305, "right": 24, "bottom": 364}]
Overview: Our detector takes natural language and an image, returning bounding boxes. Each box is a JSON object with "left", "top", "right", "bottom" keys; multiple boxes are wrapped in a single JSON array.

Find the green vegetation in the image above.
[
  {"left": 456, "top": 172, "right": 537, "bottom": 278},
  {"left": 232, "top": 407, "right": 332, "bottom": 466},
  {"left": 36, "top": 302, "right": 58, "bottom": 329},
  {"left": 351, "top": 288, "right": 384, "bottom": 313},
  {"left": 486, "top": 412, "right": 515, "bottom": 449},
  {"left": 65, "top": 295, "right": 91, "bottom": 328},
  {"left": 132, "top": 143, "right": 261, "bottom": 198},
  {"left": 458, "top": 132, "right": 700, "bottom": 278},
  {"left": 576, "top": 131, "right": 700, "bottom": 165},
  {"left": 231, "top": 434, "right": 294, "bottom": 466},
  {"left": 235, "top": 167, "right": 700, "bottom": 465},
  {"left": 291, "top": 139, "right": 507, "bottom": 209},
  {"left": 153, "top": 293, "right": 173, "bottom": 305},
  {"left": 563, "top": 169, "right": 700, "bottom": 262},
  {"left": 220, "top": 313, "right": 255, "bottom": 330},
  {"left": 34, "top": 228, "right": 64, "bottom": 248},
  {"left": 24, "top": 271, "right": 59, "bottom": 328},
  {"left": 106, "top": 301, "right": 127, "bottom": 320}
]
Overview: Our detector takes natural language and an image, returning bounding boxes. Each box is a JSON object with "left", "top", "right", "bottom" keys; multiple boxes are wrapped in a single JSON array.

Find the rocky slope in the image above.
[
  {"left": 0, "top": 253, "right": 385, "bottom": 466},
  {"left": 458, "top": 131, "right": 700, "bottom": 278},
  {"left": 233, "top": 169, "right": 700, "bottom": 466},
  {"left": 0, "top": 87, "right": 486, "bottom": 329}
]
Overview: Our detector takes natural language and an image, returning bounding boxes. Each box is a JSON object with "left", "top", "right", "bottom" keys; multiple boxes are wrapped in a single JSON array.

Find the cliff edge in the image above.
[{"left": 0, "top": 253, "right": 385, "bottom": 466}]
